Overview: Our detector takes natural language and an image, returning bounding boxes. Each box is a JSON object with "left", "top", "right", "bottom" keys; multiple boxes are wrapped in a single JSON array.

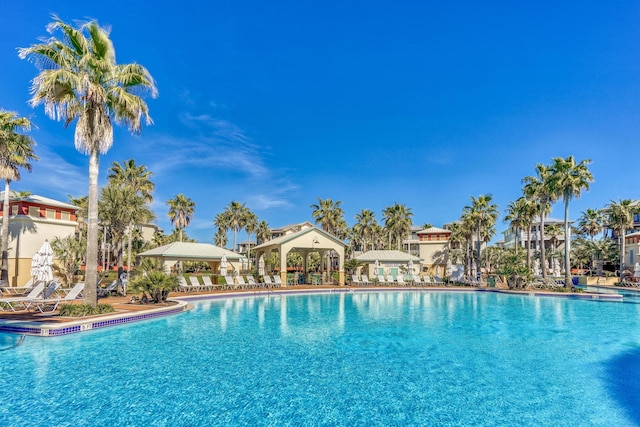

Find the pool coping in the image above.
[{"left": 0, "top": 286, "right": 622, "bottom": 337}]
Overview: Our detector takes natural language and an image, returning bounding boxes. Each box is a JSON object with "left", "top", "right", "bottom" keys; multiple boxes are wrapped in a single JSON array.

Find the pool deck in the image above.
[{"left": 0, "top": 284, "right": 624, "bottom": 337}]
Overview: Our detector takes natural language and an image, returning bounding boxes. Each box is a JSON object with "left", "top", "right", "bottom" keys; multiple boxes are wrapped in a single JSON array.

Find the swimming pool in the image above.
[{"left": 1, "top": 290, "right": 639, "bottom": 426}]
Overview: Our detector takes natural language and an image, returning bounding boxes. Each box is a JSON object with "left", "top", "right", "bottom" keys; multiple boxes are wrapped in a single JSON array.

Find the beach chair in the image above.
[
  {"left": 272, "top": 275, "right": 284, "bottom": 287},
  {"left": 246, "top": 276, "right": 261, "bottom": 288},
  {"left": 235, "top": 275, "right": 250, "bottom": 290},
  {"left": 178, "top": 276, "right": 193, "bottom": 292},
  {"left": 97, "top": 280, "right": 118, "bottom": 297},
  {"left": 262, "top": 275, "right": 274, "bottom": 288},
  {"left": 32, "top": 281, "right": 85, "bottom": 313},
  {"left": 411, "top": 275, "right": 424, "bottom": 286},
  {"left": 0, "top": 282, "right": 47, "bottom": 311},
  {"left": 361, "top": 275, "right": 373, "bottom": 286},
  {"left": 350, "top": 275, "right": 361, "bottom": 286},
  {"left": 189, "top": 276, "right": 205, "bottom": 291},
  {"left": 223, "top": 276, "right": 236, "bottom": 290},
  {"left": 201, "top": 276, "right": 222, "bottom": 291},
  {"left": 396, "top": 275, "right": 408, "bottom": 286},
  {"left": 385, "top": 275, "right": 396, "bottom": 286},
  {"left": 1, "top": 278, "right": 36, "bottom": 295},
  {"left": 377, "top": 275, "right": 389, "bottom": 286}
]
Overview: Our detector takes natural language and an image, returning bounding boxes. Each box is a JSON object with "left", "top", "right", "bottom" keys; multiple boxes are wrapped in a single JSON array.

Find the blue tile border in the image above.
[{"left": 0, "top": 301, "right": 189, "bottom": 337}]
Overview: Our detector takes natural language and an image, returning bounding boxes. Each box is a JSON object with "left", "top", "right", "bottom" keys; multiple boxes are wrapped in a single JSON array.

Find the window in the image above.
[
  {"left": 46, "top": 209, "right": 55, "bottom": 219},
  {"left": 28, "top": 206, "right": 39, "bottom": 217},
  {"left": 61, "top": 211, "right": 70, "bottom": 221},
  {"left": 11, "top": 206, "right": 18, "bottom": 216}
]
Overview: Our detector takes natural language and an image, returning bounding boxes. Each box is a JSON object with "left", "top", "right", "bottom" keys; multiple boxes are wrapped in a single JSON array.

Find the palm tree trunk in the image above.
[
  {"left": 620, "top": 227, "right": 626, "bottom": 282},
  {"left": 563, "top": 200, "right": 571, "bottom": 287},
  {"left": 526, "top": 225, "right": 532, "bottom": 269},
  {"left": 84, "top": 151, "right": 99, "bottom": 306},
  {"left": 1, "top": 180, "right": 11, "bottom": 283},
  {"left": 540, "top": 214, "right": 547, "bottom": 278},
  {"left": 126, "top": 224, "right": 132, "bottom": 295}
]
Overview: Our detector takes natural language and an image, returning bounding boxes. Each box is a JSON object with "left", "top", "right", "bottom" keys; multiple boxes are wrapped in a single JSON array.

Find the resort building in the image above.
[
  {"left": 403, "top": 226, "right": 452, "bottom": 275},
  {"left": 270, "top": 221, "right": 314, "bottom": 239},
  {"left": 0, "top": 192, "right": 78, "bottom": 287},
  {"left": 502, "top": 218, "right": 570, "bottom": 253},
  {"left": 354, "top": 250, "right": 422, "bottom": 278},
  {"left": 624, "top": 232, "right": 640, "bottom": 268}
]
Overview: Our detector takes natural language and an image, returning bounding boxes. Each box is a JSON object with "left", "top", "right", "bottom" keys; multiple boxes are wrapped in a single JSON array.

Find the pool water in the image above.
[{"left": 1, "top": 291, "right": 640, "bottom": 426}]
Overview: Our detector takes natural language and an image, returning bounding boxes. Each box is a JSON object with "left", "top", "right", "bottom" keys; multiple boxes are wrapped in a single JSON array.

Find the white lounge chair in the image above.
[
  {"left": 262, "top": 275, "right": 274, "bottom": 288},
  {"left": 0, "top": 282, "right": 47, "bottom": 311},
  {"left": 396, "top": 275, "right": 407, "bottom": 286},
  {"left": 223, "top": 276, "right": 236, "bottom": 290},
  {"left": 189, "top": 276, "right": 205, "bottom": 291},
  {"left": 246, "top": 276, "right": 260, "bottom": 288},
  {"left": 361, "top": 275, "right": 373, "bottom": 286},
  {"left": 201, "top": 276, "right": 221, "bottom": 291},
  {"left": 235, "top": 276, "right": 251, "bottom": 289},
  {"left": 32, "top": 281, "right": 85, "bottom": 313},
  {"left": 178, "top": 276, "right": 192, "bottom": 292},
  {"left": 272, "top": 275, "right": 283, "bottom": 287},
  {"left": 97, "top": 280, "right": 118, "bottom": 297}
]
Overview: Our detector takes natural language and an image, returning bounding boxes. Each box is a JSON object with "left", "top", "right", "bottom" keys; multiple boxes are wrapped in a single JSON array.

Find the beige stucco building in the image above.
[
  {"left": 414, "top": 226, "right": 452, "bottom": 275},
  {"left": 0, "top": 192, "right": 79, "bottom": 287}
]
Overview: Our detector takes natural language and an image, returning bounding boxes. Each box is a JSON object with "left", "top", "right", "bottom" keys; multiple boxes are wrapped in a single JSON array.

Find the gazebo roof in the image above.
[
  {"left": 254, "top": 225, "right": 347, "bottom": 250},
  {"left": 354, "top": 250, "right": 422, "bottom": 263},
  {"left": 138, "top": 242, "right": 243, "bottom": 261}
]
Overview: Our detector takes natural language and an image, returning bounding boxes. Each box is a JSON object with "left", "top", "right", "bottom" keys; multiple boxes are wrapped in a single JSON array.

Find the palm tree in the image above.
[
  {"left": 353, "top": 209, "right": 377, "bottom": 252},
  {"left": 256, "top": 220, "right": 271, "bottom": 245},
  {"left": 20, "top": 17, "right": 157, "bottom": 306},
  {"left": 547, "top": 156, "right": 593, "bottom": 286},
  {"left": 167, "top": 194, "right": 195, "bottom": 242},
  {"left": 108, "top": 159, "right": 154, "bottom": 203},
  {"left": 0, "top": 110, "right": 38, "bottom": 282},
  {"left": 219, "top": 201, "right": 250, "bottom": 251},
  {"left": 504, "top": 198, "right": 528, "bottom": 255},
  {"left": 577, "top": 208, "right": 604, "bottom": 241},
  {"left": 605, "top": 199, "right": 640, "bottom": 281},
  {"left": 214, "top": 227, "right": 229, "bottom": 248},
  {"left": 310, "top": 197, "right": 345, "bottom": 236},
  {"left": 523, "top": 164, "right": 554, "bottom": 278},
  {"left": 462, "top": 195, "right": 498, "bottom": 281},
  {"left": 382, "top": 203, "right": 414, "bottom": 250},
  {"left": 108, "top": 159, "right": 155, "bottom": 280}
]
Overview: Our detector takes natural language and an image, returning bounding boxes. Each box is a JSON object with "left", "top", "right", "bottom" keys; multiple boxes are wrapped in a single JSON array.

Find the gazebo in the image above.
[
  {"left": 253, "top": 226, "right": 347, "bottom": 285},
  {"left": 137, "top": 242, "right": 244, "bottom": 274}
]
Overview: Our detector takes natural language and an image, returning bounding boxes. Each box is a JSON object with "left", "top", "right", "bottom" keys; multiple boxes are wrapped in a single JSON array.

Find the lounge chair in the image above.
[
  {"left": 32, "top": 281, "right": 85, "bottom": 313},
  {"left": 361, "top": 275, "right": 373, "bottom": 286},
  {"left": 178, "top": 276, "right": 193, "bottom": 292},
  {"left": 246, "top": 276, "right": 261, "bottom": 288},
  {"left": 189, "top": 276, "right": 206, "bottom": 291},
  {"left": 0, "top": 282, "right": 46, "bottom": 311},
  {"left": 272, "top": 275, "right": 284, "bottom": 287},
  {"left": 396, "top": 275, "right": 408, "bottom": 286},
  {"left": 97, "top": 280, "right": 118, "bottom": 297},
  {"left": 223, "top": 276, "right": 236, "bottom": 290},
  {"left": 385, "top": 275, "right": 397, "bottom": 286},
  {"left": 1, "top": 278, "right": 36, "bottom": 295},
  {"left": 377, "top": 275, "right": 388, "bottom": 286},
  {"left": 235, "top": 276, "right": 251, "bottom": 290},
  {"left": 350, "top": 275, "right": 361, "bottom": 286},
  {"left": 201, "top": 276, "right": 222, "bottom": 291},
  {"left": 262, "top": 275, "right": 274, "bottom": 288}
]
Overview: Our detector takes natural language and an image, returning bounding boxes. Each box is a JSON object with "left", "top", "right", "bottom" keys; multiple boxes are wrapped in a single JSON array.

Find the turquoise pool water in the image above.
[{"left": 1, "top": 290, "right": 640, "bottom": 426}]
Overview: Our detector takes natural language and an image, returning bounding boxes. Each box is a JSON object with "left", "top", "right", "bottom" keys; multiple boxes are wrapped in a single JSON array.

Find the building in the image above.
[
  {"left": 270, "top": 221, "right": 314, "bottom": 240},
  {"left": 403, "top": 226, "right": 452, "bottom": 275},
  {"left": 0, "top": 192, "right": 78, "bottom": 287},
  {"left": 502, "top": 218, "right": 570, "bottom": 253}
]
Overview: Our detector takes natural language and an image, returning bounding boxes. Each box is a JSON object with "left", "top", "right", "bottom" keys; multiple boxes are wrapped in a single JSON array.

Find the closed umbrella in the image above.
[
  {"left": 407, "top": 260, "right": 414, "bottom": 275},
  {"left": 445, "top": 259, "right": 452, "bottom": 277},
  {"left": 220, "top": 254, "right": 228, "bottom": 276},
  {"left": 32, "top": 240, "right": 54, "bottom": 284},
  {"left": 258, "top": 256, "right": 265, "bottom": 276}
]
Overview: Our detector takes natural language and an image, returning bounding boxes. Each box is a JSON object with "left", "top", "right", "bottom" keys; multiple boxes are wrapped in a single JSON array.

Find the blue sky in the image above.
[{"left": 1, "top": 1, "right": 639, "bottom": 244}]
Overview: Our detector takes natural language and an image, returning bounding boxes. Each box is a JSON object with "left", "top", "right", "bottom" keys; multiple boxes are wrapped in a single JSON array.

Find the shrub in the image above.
[
  {"left": 130, "top": 271, "right": 178, "bottom": 303},
  {"left": 58, "top": 303, "right": 115, "bottom": 317}
]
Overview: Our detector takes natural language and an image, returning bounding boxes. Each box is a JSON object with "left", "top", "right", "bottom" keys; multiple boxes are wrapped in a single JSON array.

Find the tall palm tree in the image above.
[
  {"left": 504, "top": 198, "right": 528, "bottom": 255},
  {"left": 0, "top": 110, "right": 38, "bottom": 282},
  {"left": 167, "top": 194, "right": 195, "bottom": 242},
  {"left": 547, "top": 156, "right": 593, "bottom": 286},
  {"left": 462, "top": 195, "right": 498, "bottom": 281},
  {"left": 214, "top": 227, "right": 229, "bottom": 248},
  {"left": 108, "top": 159, "right": 155, "bottom": 279},
  {"left": 310, "top": 197, "right": 345, "bottom": 236},
  {"left": 577, "top": 208, "right": 604, "bottom": 241},
  {"left": 108, "top": 159, "right": 154, "bottom": 203},
  {"left": 353, "top": 209, "right": 377, "bottom": 252},
  {"left": 523, "top": 164, "right": 554, "bottom": 278},
  {"left": 20, "top": 17, "right": 157, "bottom": 305},
  {"left": 605, "top": 199, "right": 640, "bottom": 281},
  {"left": 256, "top": 220, "right": 271, "bottom": 245},
  {"left": 219, "top": 201, "right": 250, "bottom": 251},
  {"left": 382, "top": 203, "right": 414, "bottom": 250}
]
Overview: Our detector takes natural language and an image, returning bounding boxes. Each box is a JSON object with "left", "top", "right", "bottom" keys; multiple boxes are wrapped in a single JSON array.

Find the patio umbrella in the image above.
[
  {"left": 374, "top": 259, "right": 380, "bottom": 275},
  {"left": 220, "top": 254, "right": 228, "bottom": 276},
  {"left": 533, "top": 259, "right": 541, "bottom": 276},
  {"left": 407, "top": 260, "right": 414, "bottom": 275},
  {"left": 553, "top": 259, "right": 561, "bottom": 277},
  {"left": 32, "top": 240, "right": 54, "bottom": 284},
  {"left": 258, "top": 256, "right": 265, "bottom": 276}
]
